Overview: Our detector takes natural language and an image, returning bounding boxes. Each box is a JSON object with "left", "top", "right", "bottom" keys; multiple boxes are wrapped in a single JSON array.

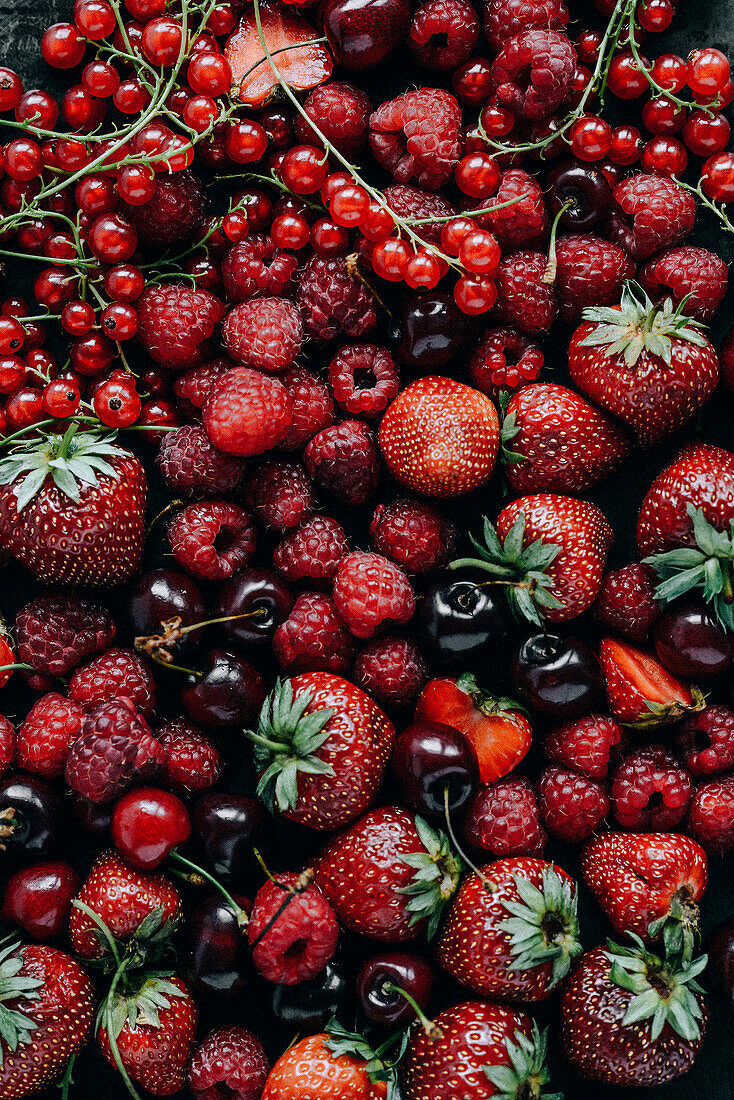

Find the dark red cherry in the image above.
[
  {"left": 1, "top": 860, "right": 80, "bottom": 940},
  {"left": 396, "top": 290, "right": 475, "bottom": 372},
  {"left": 392, "top": 720, "right": 478, "bottom": 815},
  {"left": 510, "top": 633, "right": 603, "bottom": 718},
  {"left": 653, "top": 602, "right": 733, "bottom": 680},
  {"left": 0, "top": 775, "right": 59, "bottom": 859},
  {"left": 111, "top": 787, "right": 191, "bottom": 870},
  {"left": 357, "top": 951, "right": 434, "bottom": 1027},
  {"left": 547, "top": 160, "right": 612, "bottom": 229},
  {"left": 183, "top": 893, "right": 251, "bottom": 996},
  {"left": 182, "top": 649, "right": 266, "bottom": 729},
  {"left": 193, "top": 793, "right": 264, "bottom": 882},
  {"left": 707, "top": 917, "right": 734, "bottom": 1005},
  {"left": 321, "top": 0, "right": 410, "bottom": 70},
  {"left": 270, "top": 959, "right": 349, "bottom": 1031},
  {"left": 73, "top": 796, "right": 111, "bottom": 835},
  {"left": 214, "top": 569, "right": 294, "bottom": 646},
  {"left": 418, "top": 576, "right": 511, "bottom": 662},
  {"left": 129, "top": 568, "right": 207, "bottom": 655}
]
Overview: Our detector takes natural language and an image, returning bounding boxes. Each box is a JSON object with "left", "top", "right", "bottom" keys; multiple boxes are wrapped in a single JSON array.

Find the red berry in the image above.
[
  {"left": 686, "top": 47, "right": 730, "bottom": 97},
  {"left": 701, "top": 152, "right": 734, "bottom": 201},
  {"left": 111, "top": 786, "right": 191, "bottom": 870},
  {"left": 571, "top": 115, "right": 612, "bottom": 160},
  {"left": 607, "top": 51, "right": 649, "bottom": 98},
  {"left": 41, "top": 23, "right": 86, "bottom": 68}
]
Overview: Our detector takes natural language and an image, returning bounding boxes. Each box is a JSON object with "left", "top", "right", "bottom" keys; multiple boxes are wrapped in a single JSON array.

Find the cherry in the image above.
[
  {"left": 396, "top": 290, "right": 474, "bottom": 370},
  {"left": 270, "top": 959, "right": 349, "bottom": 1031},
  {"left": 214, "top": 569, "right": 294, "bottom": 647},
  {"left": 183, "top": 893, "right": 251, "bottom": 996},
  {"left": 0, "top": 775, "right": 59, "bottom": 859},
  {"left": 322, "top": 0, "right": 410, "bottom": 70},
  {"left": 193, "top": 793, "right": 263, "bottom": 882},
  {"left": 73, "top": 797, "right": 111, "bottom": 835},
  {"left": 510, "top": 633, "right": 603, "bottom": 718},
  {"left": 111, "top": 787, "right": 191, "bottom": 870},
  {"left": 182, "top": 648, "right": 266, "bottom": 729},
  {"left": 129, "top": 568, "right": 207, "bottom": 656},
  {"left": 357, "top": 952, "right": 434, "bottom": 1027},
  {"left": 393, "top": 720, "right": 478, "bottom": 815},
  {"left": 653, "top": 602, "right": 733, "bottom": 680},
  {"left": 707, "top": 917, "right": 734, "bottom": 1005},
  {"left": 418, "top": 577, "right": 511, "bottom": 662},
  {"left": 547, "top": 160, "right": 612, "bottom": 229},
  {"left": 1, "top": 860, "right": 80, "bottom": 940}
]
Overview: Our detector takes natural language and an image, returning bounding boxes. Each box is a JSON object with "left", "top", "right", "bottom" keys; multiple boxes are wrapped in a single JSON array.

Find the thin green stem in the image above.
[{"left": 168, "top": 851, "right": 249, "bottom": 928}]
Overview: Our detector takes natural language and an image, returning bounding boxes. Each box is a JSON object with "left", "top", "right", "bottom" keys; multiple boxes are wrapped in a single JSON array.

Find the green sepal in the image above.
[
  {"left": 647, "top": 892, "right": 701, "bottom": 967},
  {"left": 398, "top": 816, "right": 462, "bottom": 940},
  {"left": 0, "top": 423, "right": 126, "bottom": 510},
  {"left": 324, "top": 1019, "right": 405, "bottom": 1098},
  {"left": 0, "top": 941, "right": 43, "bottom": 1067},
  {"left": 499, "top": 408, "right": 527, "bottom": 466},
  {"left": 499, "top": 865, "right": 582, "bottom": 989},
  {"left": 97, "top": 975, "right": 183, "bottom": 1043},
  {"left": 483, "top": 1022, "right": 563, "bottom": 1100}
]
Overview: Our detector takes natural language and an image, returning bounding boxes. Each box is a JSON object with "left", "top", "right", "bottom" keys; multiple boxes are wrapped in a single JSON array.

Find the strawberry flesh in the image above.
[{"left": 226, "top": 5, "right": 332, "bottom": 108}]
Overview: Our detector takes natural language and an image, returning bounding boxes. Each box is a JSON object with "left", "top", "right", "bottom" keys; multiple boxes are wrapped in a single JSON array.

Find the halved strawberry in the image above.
[
  {"left": 599, "top": 637, "right": 705, "bottom": 728},
  {"left": 226, "top": 4, "right": 332, "bottom": 108}
]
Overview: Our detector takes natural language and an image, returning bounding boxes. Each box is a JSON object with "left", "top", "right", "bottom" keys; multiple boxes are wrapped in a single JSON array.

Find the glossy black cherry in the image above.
[
  {"left": 182, "top": 648, "right": 266, "bottom": 729},
  {"left": 392, "top": 720, "right": 478, "bottom": 815},
  {"left": 510, "top": 633, "right": 603, "bottom": 718},
  {"left": 214, "top": 569, "right": 293, "bottom": 646},
  {"left": 0, "top": 775, "right": 59, "bottom": 859},
  {"left": 194, "top": 793, "right": 264, "bottom": 883},
  {"left": 357, "top": 951, "right": 434, "bottom": 1027},
  {"left": 547, "top": 160, "right": 612, "bottom": 229},
  {"left": 396, "top": 291, "right": 474, "bottom": 372},
  {"left": 183, "top": 893, "right": 250, "bottom": 996},
  {"left": 129, "top": 568, "right": 206, "bottom": 655},
  {"left": 418, "top": 576, "right": 511, "bottom": 662},
  {"left": 654, "top": 602, "right": 734, "bottom": 679},
  {"left": 269, "top": 959, "right": 348, "bottom": 1031}
]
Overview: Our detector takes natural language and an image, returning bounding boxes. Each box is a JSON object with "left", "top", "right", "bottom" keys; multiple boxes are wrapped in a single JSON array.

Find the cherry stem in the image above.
[
  {"left": 0, "top": 663, "right": 34, "bottom": 674},
  {"left": 443, "top": 787, "right": 496, "bottom": 892},
  {"left": 134, "top": 611, "right": 266, "bottom": 666},
  {"left": 168, "top": 850, "right": 249, "bottom": 930},
  {"left": 58, "top": 1052, "right": 77, "bottom": 1100},
  {"left": 382, "top": 983, "right": 443, "bottom": 1040},
  {"left": 103, "top": 955, "right": 143, "bottom": 1100},
  {"left": 542, "top": 199, "right": 575, "bottom": 284}
]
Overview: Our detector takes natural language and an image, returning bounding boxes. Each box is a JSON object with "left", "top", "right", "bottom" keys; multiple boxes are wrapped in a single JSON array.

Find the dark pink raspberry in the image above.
[
  {"left": 273, "top": 592, "right": 355, "bottom": 674},
  {"left": 297, "top": 255, "right": 377, "bottom": 343},
  {"left": 537, "top": 765, "right": 609, "bottom": 842},
  {"left": 123, "top": 170, "right": 206, "bottom": 246},
  {"left": 68, "top": 648, "right": 155, "bottom": 716},
  {"left": 606, "top": 173, "right": 696, "bottom": 260},
  {"left": 353, "top": 635, "right": 427, "bottom": 706},
  {"left": 676, "top": 706, "right": 734, "bottom": 777},
  {"left": 221, "top": 235, "right": 298, "bottom": 303},
  {"left": 222, "top": 297, "right": 303, "bottom": 372},
  {"left": 245, "top": 459, "right": 315, "bottom": 531},
  {"left": 328, "top": 344, "right": 400, "bottom": 419},
  {"left": 468, "top": 326, "right": 544, "bottom": 398},
  {"left": 475, "top": 168, "right": 548, "bottom": 248},
  {"left": 383, "top": 184, "right": 457, "bottom": 245},
  {"left": 157, "top": 718, "right": 221, "bottom": 793},
  {"left": 16, "top": 693, "right": 84, "bottom": 778},
  {"left": 189, "top": 1027, "right": 269, "bottom": 1100},
  {"left": 138, "top": 283, "right": 225, "bottom": 370},
  {"left": 16, "top": 593, "right": 116, "bottom": 678},
  {"left": 174, "top": 359, "right": 232, "bottom": 420},
  {"left": 484, "top": 0, "right": 569, "bottom": 51},
  {"left": 369, "top": 88, "right": 463, "bottom": 190},
  {"left": 594, "top": 563, "right": 661, "bottom": 643},
  {"left": 638, "top": 245, "right": 728, "bottom": 321},
  {"left": 553, "top": 234, "right": 635, "bottom": 321},
  {"left": 408, "top": 0, "right": 479, "bottom": 70},
  {"left": 157, "top": 423, "right": 246, "bottom": 497},
  {"left": 545, "top": 715, "right": 624, "bottom": 781},
  {"left": 274, "top": 516, "right": 350, "bottom": 585},
  {"left": 303, "top": 420, "right": 379, "bottom": 506},
  {"left": 0, "top": 716, "right": 13, "bottom": 778},
  {"left": 248, "top": 873, "right": 339, "bottom": 985},
  {"left": 370, "top": 498, "right": 457, "bottom": 574},
  {"left": 493, "top": 251, "right": 558, "bottom": 333},
  {"left": 611, "top": 745, "right": 692, "bottom": 831},
  {"left": 64, "top": 697, "right": 163, "bottom": 804},
  {"left": 169, "top": 502, "right": 257, "bottom": 581},
  {"left": 688, "top": 776, "right": 734, "bottom": 854},
  {"left": 332, "top": 551, "right": 415, "bottom": 639},
  {"left": 279, "top": 366, "right": 335, "bottom": 450},
  {"left": 489, "top": 29, "right": 576, "bottom": 121},
  {"left": 295, "top": 82, "right": 372, "bottom": 153},
  {"left": 463, "top": 776, "right": 547, "bottom": 857}
]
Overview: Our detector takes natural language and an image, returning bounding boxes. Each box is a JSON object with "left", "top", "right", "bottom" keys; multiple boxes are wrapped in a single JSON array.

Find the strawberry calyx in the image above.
[
  {"left": 500, "top": 866, "right": 582, "bottom": 989},
  {"left": 72, "top": 899, "right": 179, "bottom": 974},
  {"left": 454, "top": 672, "right": 527, "bottom": 720},
  {"left": 483, "top": 1022, "right": 562, "bottom": 1100},
  {"left": 577, "top": 280, "right": 708, "bottom": 368},
  {"left": 0, "top": 422, "right": 126, "bottom": 510},
  {"left": 325, "top": 1018, "right": 405, "bottom": 1095},
  {"left": 648, "top": 889, "right": 701, "bottom": 967},
  {"left": 0, "top": 940, "right": 43, "bottom": 1064},
  {"left": 399, "top": 816, "right": 462, "bottom": 940}
]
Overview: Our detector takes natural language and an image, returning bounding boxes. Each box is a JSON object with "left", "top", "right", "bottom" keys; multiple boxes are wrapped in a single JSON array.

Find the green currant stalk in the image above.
[{"left": 625, "top": 9, "right": 717, "bottom": 115}]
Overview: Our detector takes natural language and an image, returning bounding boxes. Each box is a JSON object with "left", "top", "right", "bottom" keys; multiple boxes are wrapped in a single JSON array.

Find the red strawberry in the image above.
[
  {"left": 247, "top": 674, "right": 394, "bottom": 831},
  {"left": 561, "top": 941, "right": 707, "bottom": 1086},
  {"left": 568, "top": 282, "right": 718, "bottom": 448},
  {"left": 415, "top": 674, "right": 531, "bottom": 784},
  {"left": 314, "top": 806, "right": 461, "bottom": 941},
  {"left": 0, "top": 426, "right": 146, "bottom": 587},
  {"left": 0, "top": 628, "right": 14, "bottom": 689},
  {"left": 225, "top": 6, "right": 332, "bottom": 108},
  {"left": 599, "top": 637, "right": 705, "bottom": 728},
  {"left": 436, "top": 857, "right": 581, "bottom": 1002},
  {"left": 0, "top": 942, "right": 94, "bottom": 1098},
  {"left": 262, "top": 1031, "right": 388, "bottom": 1100}
]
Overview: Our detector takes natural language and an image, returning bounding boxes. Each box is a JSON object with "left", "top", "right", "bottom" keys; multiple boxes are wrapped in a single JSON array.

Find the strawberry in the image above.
[
  {"left": 262, "top": 1030, "right": 389, "bottom": 1099},
  {"left": 561, "top": 939, "right": 707, "bottom": 1086},
  {"left": 581, "top": 832, "right": 707, "bottom": 958},
  {"left": 599, "top": 637, "right": 705, "bottom": 728},
  {"left": 0, "top": 942, "right": 94, "bottom": 1098},
  {"left": 0, "top": 425, "right": 146, "bottom": 587},
  {"left": 501, "top": 382, "right": 630, "bottom": 496},
  {"left": 414, "top": 674, "right": 531, "bottom": 784},
  {"left": 246, "top": 674, "right": 394, "bottom": 831},
  {"left": 0, "top": 626, "right": 15, "bottom": 689},
  {"left": 436, "top": 858, "right": 581, "bottom": 1002},
  {"left": 568, "top": 281, "right": 719, "bottom": 448},
  {"left": 314, "top": 806, "right": 461, "bottom": 941},
  {"left": 225, "top": 5, "right": 332, "bottom": 108}
]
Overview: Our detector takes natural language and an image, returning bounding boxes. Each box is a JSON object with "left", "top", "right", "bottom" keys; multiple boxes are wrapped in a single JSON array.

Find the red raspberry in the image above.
[
  {"left": 369, "top": 88, "right": 462, "bottom": 190},
  {"left": 138, "top": 283, "right": 226, "bottom": 370},
  {"left": 328, "top": 344, "right": 400, "bottom": 419},
  {"left": 279, "top": 366, "right": 334, "bottom": 450},
  {"left": 606, "top": 173, "right": 696, "bottom": 260},
  {"left": 248, "top": 872, "right": 339, "bottom": 985},
  {"left": 462, "top": 776, "right": 547, "bottom": 857},
  {"left": 169, "top": 502, "right": 257, "bottom": 580},
  {"left": 296, "top": 255, "right": 377, "bottom": 343},
  {"left": 545, "top": 715, "right": 624, "bottom": 781},
  {"left": 594, "top": 563, "right": 661, "bottom": 643},
  {"left": 537, "top": 764, "right": 609, "bottom": 842},
  {"left": 489, "top": 30, "right": 576, "bottom": 121},
  {"left": 221, "top": 236, "right": 298, "bottom": 304},
  {"left": 222, "top": 297, "right": 303, "bottom": 373},
  {"left": 484, "top": 0, "right": 569, "bottom": 51},
  {"left": 157, "top": 423, "right": 246, "bottom": 497},
  {"left": 157, "top": 718, "right": 221, "bottom": 793},
  {"left": 370, "top": 498, "right": 457, "bottom": 574},
  {"left": 493, "top": 250, "right": 558, "bottom": 333},
  {"left": 688, "top": 776, "right": 734, "bottom": 854},
  {"left": 676, "top": 706, "right": 734, "bottom": 777},
  {"left": 468, "top": 326, "right": 544, "bottom": 397},
  {"left": 0, "top": 716, "right": 13, "bottom": 778},
  {"left": 203, "top": 367, "right": 293, "bottom": 457},
  {"left": 553, "top": 234, "right": 635, "bottom": 322},
  {"left": 611, "top": 745, "right": 692, "bottom": 830},
  {"left": 245, "top": 459, "right": 315, "bottom": 531},
  {"left": 189, "top": 1027, "right": 270, "bottom": 1100},
  {"left": 173, "top": 359, "right": 232, "bottom": 420},
  {"left": 408, "top": 0, "right": 479, "bottom": 70},
  {"left": 332, "top": 551, "right": 415, "bottom": 639},
  {"left": 123, "top": 170, "right": 206, "bottom": 247},
  {"left": 382, "top": 185, "right": 457, "bottom": 246},
  {"left": 16, "top": 593, "right": 116, "bottom": 679},
  {"left": 68, "top": 648, "right": 155, "bottom": 716},
  {"left": 476, "top": 169, "right": 548, "bottom": 248},
  {"left": 65, "top": 697, "right": 163, "bottom": 803},
  {"left": 274, "top": 516, "right": 350, "bottom": 585},
  {"left": 353, "top": 635, "right": 427, "bottom": 706},
  {"left": 304, "top": 420, "right": 379, "bottom": 506},
  {"left": 638, "top": 245, "right": 728, "bottom": 321},
  {"left": 295, "top": 82, "right": 372, "bottom": 153},
  {"left": 273, "top": 592, "right": 355, "bottom": 674},
  {"left": 16, "top": 693, "right": 83, "bottom": 778}
]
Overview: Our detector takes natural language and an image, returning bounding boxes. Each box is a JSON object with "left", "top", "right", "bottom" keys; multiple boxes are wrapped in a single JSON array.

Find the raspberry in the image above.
[
  {"left": 222, "top": 297, "right": 303, "bottom": 373},
  {"left": 382, "top": 184, "right": 457, "bottom": 246},
  {"left": 493, "top": 251, "right": 558, "bottom": 333},
  {"left": 611, "top": 745, "right": 692, "bottom": 831},
  {"left": 327, "top": 344, "right": 400, "bottom": 419},
  {"left": 68, "top": 648, "right": 155, "bottom": 716},
  {"left": 0, "top": 717, "right": 13, "bottom": 778},
  {"left": 123, "top": 170, "right": 206, "bottom": 247},
  {"left": 294, "top": 82, "right": 372, "bottom": 153},
  {"left": 279, "top": 366, "right": 334, "bottom": 450},
  {"left": 169, "top": 502, "right": 257, "bottom": 580},
  {"left": 16, "top": 693, "right": 83, "bottom": 778},
  {"left": 545, "top": 715, "right": 624, "bottom": 781},
  {"left": 537, "top": 765, "right": 609, "bottom": 842},
  {"left": 16, "top": 593, "right": 116, "bottom": 678},
  {"left": 189, "top": 1027, "right": 270, "bottom": 1100},
  {"left": 173, "top": 359, "right": 232, "bottom": 420},
  {"left": 296, "top": 255, "right": 377, "bottom": 343},
  {"left": 203, "top": 367, "right": 293, "bottom": 457},
  {"left": 221, "top": 236, "right": 298, "bottom": 303},
  {"left": 688, "top": 776, "right": 734, "bottom": 854},
  {"left": 65, "top": 697, "right": 162, "bottom": 803},
  {"left": 157, "top": 423, "right": 246, "bottom": 497},
  {"left": 353, "top": 635, "right": 427, "bottom": 705},
  {"left": 484, "top": 0, "right": 569, "bottom": 51},
  {"left": 248, "top": 873, "right": 339, "bottom": 985},
  {"left": 606, "top": 173, "right": 696, "bottom": 260},
  {"left": 303, "top": 420, "right": 379, "bottom": 506},
  {"left": 273, "top": 592, "right": 355, "bottom": 674},
  {"left": 274, "top": 516, "right": 349, "bottom": 584},
  {"left": 245, "top": 459, "right": 315, "bottom": 531},
  {"left": 157, "top": 718, "right": 222, "bottom": 793},
  {"left": 676, "top": 705, "right": 734, "bottom": 777},
  {"left": 462, "top": 776, "right": 547, "bottom": 856},
  {"left": 638, "top": 245, "right": 728, "bottom": 321},
  {"left": 138, "top": 283, "right": 226, "bottom": 370},
  {"left": 476, "top": 169, "right": 548, "bottom": 249},
  {"left": 553, "top": 234, "right": 635, "bottom": 322},
  {"left": 332, "top": 551, "right": 415, "bottom": 639},
  {"left": 489, "top": 30, "right": 576, "bottom": 121},
  {"left": 594, "top": 563, "right": 661, "bottom": 643},
  {"left": 408, "top": 0, "right": 479, "bottom": 70},
  {"left": 467, "top": 326, "right": 544, "bottom": 397},
  {"left": 369, "top": 88, "right": 462, "bottom": 190},
  {"left": 369, "top": 498, "right": 457, "bottom": 574}
]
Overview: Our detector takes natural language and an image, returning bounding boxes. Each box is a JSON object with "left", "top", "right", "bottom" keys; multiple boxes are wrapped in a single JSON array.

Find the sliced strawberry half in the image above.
[
  {"left": 600, "top": 637, "right": 705, "bottom": 728},
  {"left": 226, "top": 3, "right": 332, "bottom": 108}
]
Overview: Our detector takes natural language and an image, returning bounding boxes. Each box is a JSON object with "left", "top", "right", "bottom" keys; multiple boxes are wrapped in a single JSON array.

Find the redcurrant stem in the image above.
[
  {"left": 168, "top": 850, "right": 249, "bottom": 929},
  {"left": 626, "top": 8, "right": 716, "bottom": 115},
  {"left": 382, "top": 983, "right": 443, "bottom": 1039},
  {"left": 673, "top": 176, "right": 734, "bottom": 235},
  {"left": 443, "top": 787, "right": 497, "bottom": 893}
]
